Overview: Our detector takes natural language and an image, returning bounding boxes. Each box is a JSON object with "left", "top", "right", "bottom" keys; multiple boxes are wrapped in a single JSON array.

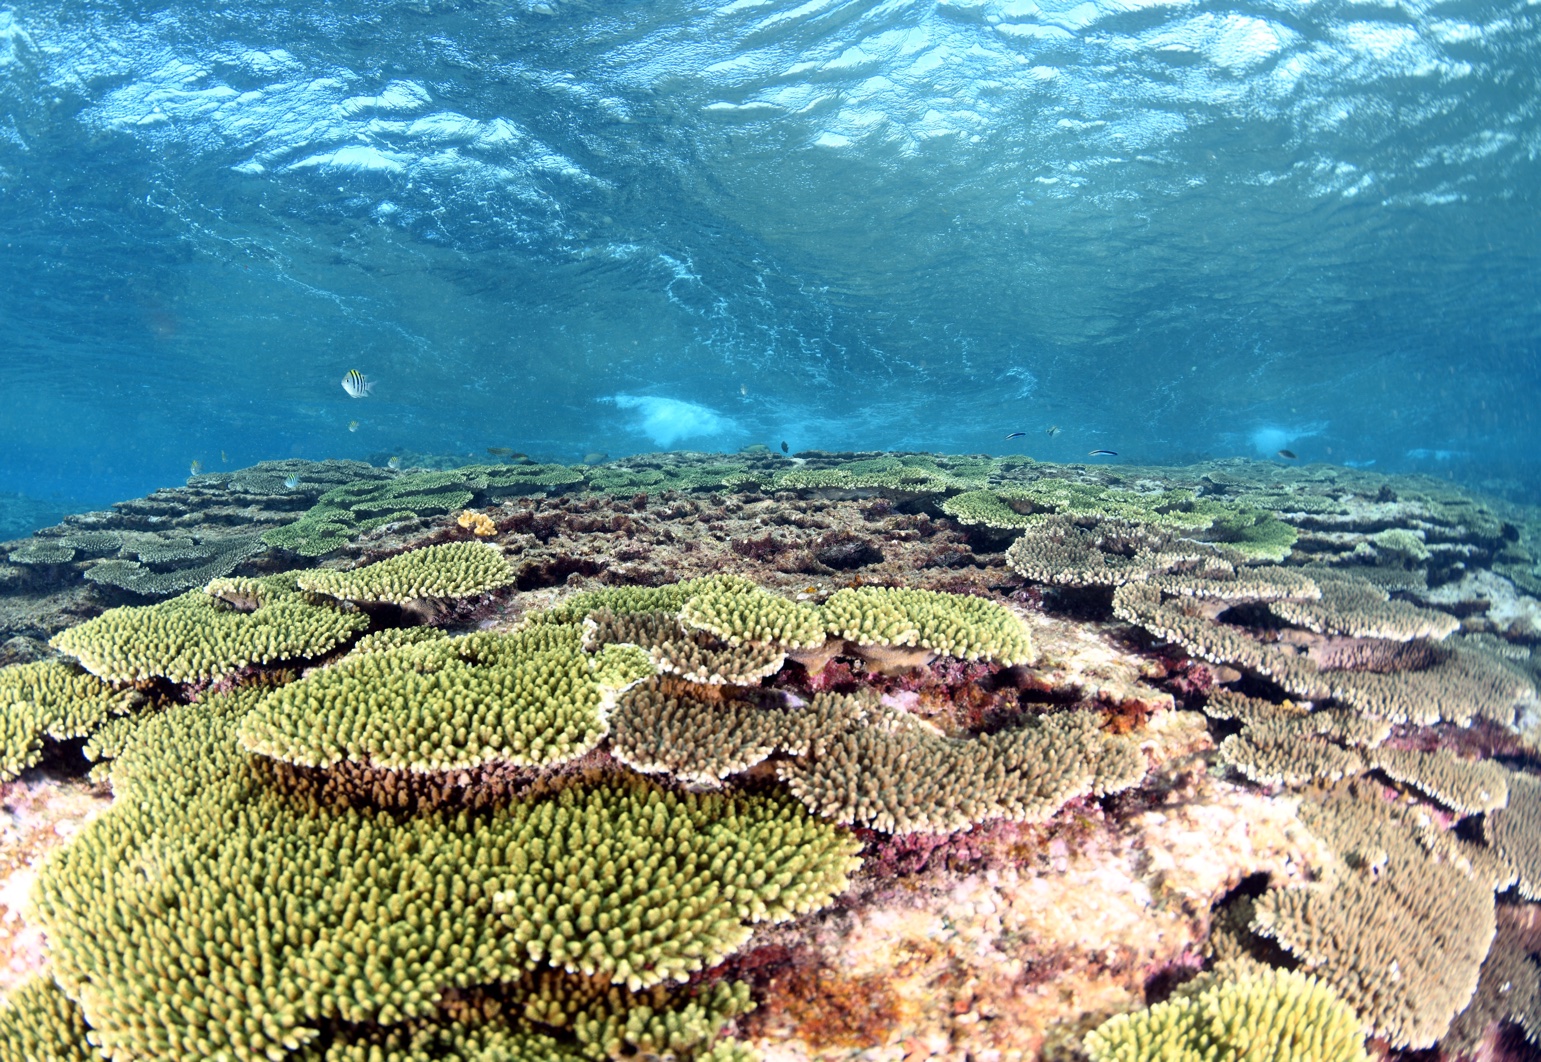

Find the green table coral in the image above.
[
  {"left": 239, "top": 624, "right": 651, "bottom": 773},
  {"left": 0, "top": 659, "right": 141, "bottom": 780},
  {"left": 34, "top": 693, "right": 858, "bottom": 1062},
  {"left": 819, "top": 586, "right": 1033, "bottom": 667},
  {"left": 1084, "top": 966, "right": 1369, "bottom": 1062},
  {"left": 50, "top": 573, "right": 368, "bottom": 684},
  {"left": 296, "top": 541, "right": 516, "bottom": 605}
]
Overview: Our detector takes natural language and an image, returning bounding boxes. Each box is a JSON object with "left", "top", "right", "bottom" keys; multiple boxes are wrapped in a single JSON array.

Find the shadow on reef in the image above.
[{"left": 1, "top": 451, "right": 1541, "bottom": 1060}]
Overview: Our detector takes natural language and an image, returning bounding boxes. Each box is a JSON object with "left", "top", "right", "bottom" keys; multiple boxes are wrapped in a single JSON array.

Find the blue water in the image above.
[{"left": 1, "top": 0, "right": 1537, "bottom": 514}]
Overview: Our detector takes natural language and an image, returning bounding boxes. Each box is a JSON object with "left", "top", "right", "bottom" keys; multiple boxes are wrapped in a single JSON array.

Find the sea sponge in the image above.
[
  {"left": 0, "top": 659, "right": 142, "bottom": 780},
  {"left": 240, "top": 624, "right": 650, "bottom": 773},
  {"left": 296, "top": 541, "right": 516, "bottom": 606},
  {"left": 34, "top": 693, "right": 860, "bottom": 1061},
  {"left": 49, "top": 574, "right": 367, "bottom": 684},
  {"left": 818, "top": 585, "right": 1033, "bottom": 668},
  {"left": 1083, "top": 965, "right": 1369, "bottom": 1062}
]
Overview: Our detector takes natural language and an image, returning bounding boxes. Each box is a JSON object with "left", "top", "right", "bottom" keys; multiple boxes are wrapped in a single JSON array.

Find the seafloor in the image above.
[{"left": 1, "top": 450, "right": 1539, "bottom": 1061}]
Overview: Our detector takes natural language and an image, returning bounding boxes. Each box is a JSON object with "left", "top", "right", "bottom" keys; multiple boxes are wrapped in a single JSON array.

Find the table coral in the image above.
[
  {"left": 49, "top": 574, "right": 367, "bottom": 684},
  {"left": 239, "top": 624, "right": 649, "bottom": 773},
  {"left": 32, "top": 692, "right": 859, "bottom": 1060},
  {"left": 296, "top": 540, "right": 516, "bottom": 605}
]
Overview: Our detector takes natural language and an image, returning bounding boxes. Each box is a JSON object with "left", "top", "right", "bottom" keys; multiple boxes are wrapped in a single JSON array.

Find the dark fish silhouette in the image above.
[
  {"left": 1004, "top": 431, "right": 1027, "bottom": 439},
  {"left": 1277, "top": 449, "right": 1297, "bottom": 460},
  {"left": 1087, "top": 449, "right": 1118, "bottom": 457},
  {"left": 780, "top": 441, "right": 789, "bottom": 453}
]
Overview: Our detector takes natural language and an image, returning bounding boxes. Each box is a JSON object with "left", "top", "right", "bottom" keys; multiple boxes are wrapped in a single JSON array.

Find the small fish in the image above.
[
  {"left": 348, "top": 420, "right": 360, "bottom": 433},
  {"left": 220, "top": 450, "right": 228, "bottom": 463},
  {"left": 1277, "top": 449, "right": 1298, "bottom": 460},
  {"left": 1004, "top": 431, "right": 1028, "bottom": 440},
  {"left": 487, "top": 447, "right": 516, "bottom": 457},
  {"left": 1045, "top": 426, "right": 1061, "bottom": 437},
  {"left": 342, "top": 370, "right": 373, "bottom": 398},
  {"left": 387, "top": 457, "right": 402, "bottom": 470},
  {"left": 582, "top": 452, "right": 609, "bottom": 464},
  {"left": 780, "top": 441, "right": 790, "bottom": 453},
  {"left": 189, "top": 459, "right": 203, "bottom": 476},
  {"left": 284, "top": 475, "right": 301, "bottom": 490},
  {"left": 1087, "top": 449, "right": 1118, "bottom": 457}
]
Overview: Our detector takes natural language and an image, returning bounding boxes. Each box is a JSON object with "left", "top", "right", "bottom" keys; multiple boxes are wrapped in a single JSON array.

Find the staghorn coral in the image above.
[
  {"left": 50, "top": 573, "right": 367, "bottom": 683},
  {"left": 296, "top": 541, "right": 516, "bottom": 606},
  {"left": 1083, "top": 964, "right": 1369, "bottom": 1062},
  {"left": 0, "top": 975, "right": 98, "bottom": 1062},
  {"left": 1252, "top": 782, "right": 1495, "bottom": 1048},
  {"left": 778, "top": 707, "right": 1144, "bottom": 834},
  {"left": 609, "top": 678, "right": 861, "bottom": 787},
  {"left": 33, "top": 692, "right": 860, "bottom": 1061},
  {"left": 0, "top": 658, "right": 142, "bottom": 780},
  {"left": 818, "top": 586, "right": 1033, "bottom": 669},
  {"left": 240, "top": 624, "right": 651, "bottom": 773}
]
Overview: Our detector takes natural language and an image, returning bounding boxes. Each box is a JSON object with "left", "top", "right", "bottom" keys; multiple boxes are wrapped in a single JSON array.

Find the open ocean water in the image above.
[{"left": 2, "top": 2, "right": 1541, "bottom": 1061}]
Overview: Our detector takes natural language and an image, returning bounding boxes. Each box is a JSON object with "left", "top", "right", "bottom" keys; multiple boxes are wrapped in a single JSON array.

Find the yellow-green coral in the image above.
[
  {"left": 240, "top": 624, "right": 648, "bottom": 773},
  {"left": 679, "top": 575, "right": 827, "bottom": 649},
  {"left": 819, "top": 586, "right": 1033, "bottom": 666},
  {"left": 0, "top": 659, "right": 141, "bottom": 780},
  {"left": 34, "top": 693, "right": 861, "bottom": 1062},
  {"left": 297, "top": 541, "right": 516, "bottom": 605},
  {"left": 0, "top": 975, "right": 99, "bottom": 1062},
  {"left": 49, "top": 574, "right": 367, "bottom": 683},
  {"left": 1083, "top": 966, "right": 1369, "bottom": 1062}
]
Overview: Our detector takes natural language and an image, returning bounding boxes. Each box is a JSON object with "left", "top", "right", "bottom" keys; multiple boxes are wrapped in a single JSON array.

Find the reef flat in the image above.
[{"left": 1, "top": 451, "right": 1539, "bottom": 1061}]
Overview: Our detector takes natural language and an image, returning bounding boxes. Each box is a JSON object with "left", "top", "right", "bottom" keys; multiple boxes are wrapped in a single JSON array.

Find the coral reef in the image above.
[{"left": 0, "top": 452, "right": 1539, "bottom": 1060}]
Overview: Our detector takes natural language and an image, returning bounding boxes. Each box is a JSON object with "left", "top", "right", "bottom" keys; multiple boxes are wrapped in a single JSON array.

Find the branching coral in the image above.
[
  {"left": 609, "top": 678, "right": 860, "bottom": 787},
  {"left": 296, "top": 541, "right": 516, "bottom": 606},
  {"left": 1083, "top": 965, "right": 1369, "bottom": 1062},
  {"left": 34, "top": 693, "right": 859, "bottom": 1061},
  {"left": 0, "top": 659, "right": 142, "bottom": 779},
  {"left": 458, "top": 510, "right": 497, "bottom": 537},
  {"left": 50, "top": 574, "right": 367, "bottom": 683},
  {"left": 818, "top": 586, "right": 1033, "bottom": 669},
  {"left": 0, "top": 976, "right": 99, "bottom": 1062},
  {"left": 239, "top": 624, "right": 650, "bottom": 773}
]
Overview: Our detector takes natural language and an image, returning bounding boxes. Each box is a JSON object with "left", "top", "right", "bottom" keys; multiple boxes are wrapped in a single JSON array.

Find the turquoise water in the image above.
[{"left": 0, "top": 0, "right": 1537, "bottom": 513}]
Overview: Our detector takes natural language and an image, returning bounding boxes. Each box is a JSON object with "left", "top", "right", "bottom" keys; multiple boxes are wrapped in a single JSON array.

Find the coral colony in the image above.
[{"left": 1, "top": 449, "right": 1540, "bottom": 1060}]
